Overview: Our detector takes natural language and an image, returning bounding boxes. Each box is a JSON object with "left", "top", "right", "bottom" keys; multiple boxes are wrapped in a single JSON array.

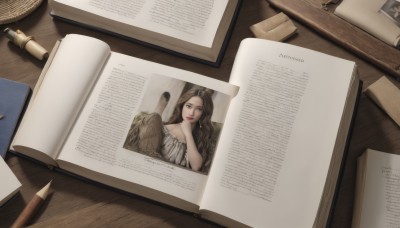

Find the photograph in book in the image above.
[
  {"left": 380, "top": 0, "right": 400, "bottom": 28},
  {"left": 123, "top": 75, "right": 231, "bottom": 175}
]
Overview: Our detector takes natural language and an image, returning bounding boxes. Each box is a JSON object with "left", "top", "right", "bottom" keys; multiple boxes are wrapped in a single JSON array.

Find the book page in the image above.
[
  {"left": 54, "top": 0, "right": 229, "bottom": 47},
  {"left": 200, "top": 38, "right": 356, "bottom": 227},
  {"left": 0, "top": 158, "right": 21, "bottom": 206},
  {"left": 12, "top": 34, "right": 110, "bottom": 163},
  {"left": 355, "top": 149, "right": 400, "bottom": 228},
  {"left": 57, "top": 51, "right": 238, "bottom": 208},
  {"left": 335, "top": 0, "right": 400, "bottom": 47}
]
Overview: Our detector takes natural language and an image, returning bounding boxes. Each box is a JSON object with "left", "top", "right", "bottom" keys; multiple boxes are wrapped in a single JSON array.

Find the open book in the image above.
[
  {"left": 352, "top": 149, "right": 400, "bottom": 228},
  {"left": 48, "top": 0, "right": 242, "bottom": 65},
  {"left": 11, "top": 34, "right": 360, "bottom": 227},
  {"left": 334, "top": 0, "right": 400, "bottom": 48}
]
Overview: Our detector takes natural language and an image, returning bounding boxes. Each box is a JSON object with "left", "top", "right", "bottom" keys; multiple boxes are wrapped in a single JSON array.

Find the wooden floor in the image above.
[{"left": 1, "top": 0, "right": 400, "bottom": 227}]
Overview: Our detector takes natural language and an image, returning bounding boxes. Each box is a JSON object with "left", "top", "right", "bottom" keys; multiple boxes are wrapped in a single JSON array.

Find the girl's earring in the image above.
[{"left": 199, "top": 121, "right": 202, "bottom": 128}]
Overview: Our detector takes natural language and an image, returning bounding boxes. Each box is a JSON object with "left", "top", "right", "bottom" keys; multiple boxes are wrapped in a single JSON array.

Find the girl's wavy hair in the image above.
[{"left": 166, "top": 88, "right": 215, "bottom": 172}]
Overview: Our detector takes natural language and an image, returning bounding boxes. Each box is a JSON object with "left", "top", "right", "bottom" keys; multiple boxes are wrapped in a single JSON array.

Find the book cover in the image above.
[{"left": 0, "top": 78, "right": 31, "bottom": 158}]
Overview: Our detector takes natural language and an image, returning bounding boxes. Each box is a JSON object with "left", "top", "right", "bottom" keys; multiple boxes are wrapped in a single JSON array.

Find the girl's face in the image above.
[{"left": 182, "top": 96, "right": 203, "bottom": 124}]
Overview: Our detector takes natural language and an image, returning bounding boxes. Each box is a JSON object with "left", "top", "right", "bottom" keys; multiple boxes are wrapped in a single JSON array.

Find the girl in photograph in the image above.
[
  {"left": 161, "top": 88, "right": 215, "bottom": 172},
  {"left": 124, "top": 88, "right": 215, "bottom": 173}
]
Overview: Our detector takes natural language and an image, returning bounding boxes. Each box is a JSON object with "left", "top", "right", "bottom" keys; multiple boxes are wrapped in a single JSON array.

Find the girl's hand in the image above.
[
  {"left": 180, "top": 120, "right": 203, "bottom": 171},
  {"left": 180, "top": 120, "right": 192, "bottom": 138}
]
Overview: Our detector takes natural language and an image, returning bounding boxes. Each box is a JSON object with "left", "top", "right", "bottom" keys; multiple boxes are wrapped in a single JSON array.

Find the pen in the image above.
[{"left": 11, "top": 180, "right": 52, "bottom": 228}]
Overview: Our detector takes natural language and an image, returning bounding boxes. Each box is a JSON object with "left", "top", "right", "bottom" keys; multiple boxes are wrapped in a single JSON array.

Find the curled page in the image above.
[{"left": 12, "top": 34, "right": 111, "bottom": 164}]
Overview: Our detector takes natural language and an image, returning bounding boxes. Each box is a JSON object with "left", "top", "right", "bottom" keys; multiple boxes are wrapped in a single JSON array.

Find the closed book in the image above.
[{"left": 0, "top": 78, "right": 30, "bottom": 158}]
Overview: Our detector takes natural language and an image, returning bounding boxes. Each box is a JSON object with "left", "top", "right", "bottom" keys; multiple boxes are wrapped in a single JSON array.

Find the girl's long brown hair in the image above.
[{"left": 166, "top": 88, "right": 215, "bottom": 172}]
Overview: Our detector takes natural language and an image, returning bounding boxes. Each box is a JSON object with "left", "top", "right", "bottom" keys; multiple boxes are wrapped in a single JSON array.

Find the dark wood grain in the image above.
[{"left": 1, "top": 0, "right": 399, "bottom": 227}]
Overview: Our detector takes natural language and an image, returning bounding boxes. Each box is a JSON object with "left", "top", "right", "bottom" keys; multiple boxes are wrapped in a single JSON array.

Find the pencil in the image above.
[{"left": 11, "top": 180, "right": 52, "bottom": 228}]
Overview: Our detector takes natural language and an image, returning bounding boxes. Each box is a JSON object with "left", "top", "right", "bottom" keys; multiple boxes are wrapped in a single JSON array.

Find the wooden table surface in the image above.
[{"left": 1, "top": 1, "right": 400, "bottom": 227}]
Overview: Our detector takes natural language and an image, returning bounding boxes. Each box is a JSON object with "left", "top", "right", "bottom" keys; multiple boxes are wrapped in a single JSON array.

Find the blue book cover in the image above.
[{"left": 0, "top": 78, "right": 31, "bottom": 158}]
